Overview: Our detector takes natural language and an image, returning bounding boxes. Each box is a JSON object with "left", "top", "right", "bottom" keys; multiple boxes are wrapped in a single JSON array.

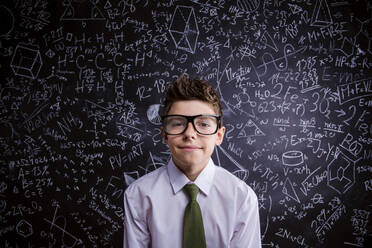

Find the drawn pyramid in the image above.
[
  {"left": 61, "top": 0, "right": 105, "bottom": 20},
  {"left": 237, "top": 119, "right": 265, "bottom": 138},
  {"left": 311, "top": 0, "right": 333, "bottom": 27},
  {"left": 282, "top": 177, "right": 300, "bottom": 203},
  {"left": 169, "top": 6, "right": 199, "bottom": 53}
]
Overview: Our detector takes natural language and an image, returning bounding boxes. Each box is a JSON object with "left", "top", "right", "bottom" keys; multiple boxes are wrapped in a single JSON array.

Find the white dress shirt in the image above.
[{"left": 123, "top": 158, "right": 261, "bottom": 248}]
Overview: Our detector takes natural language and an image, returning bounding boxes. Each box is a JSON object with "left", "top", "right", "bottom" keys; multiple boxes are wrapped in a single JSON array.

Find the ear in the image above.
[
  {"left": 215, "top": 126, "right": 225, "bottom": 146},
  {"left": 161, "top": 127, "right": 168, "bottom": 144}
]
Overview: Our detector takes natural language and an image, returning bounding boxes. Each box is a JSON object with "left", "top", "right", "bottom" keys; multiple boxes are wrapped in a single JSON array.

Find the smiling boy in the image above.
[{"left": 123, "top": 74, "right": 261, "bottom": 247}]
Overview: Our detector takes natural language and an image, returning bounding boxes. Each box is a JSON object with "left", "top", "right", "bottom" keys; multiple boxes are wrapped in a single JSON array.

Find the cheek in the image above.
[
  {"left": 165, "top": 136, "right": 179, "bottom": 148},
  {"left": 205, "top": 140, "right": 218, "bottom": 154}
]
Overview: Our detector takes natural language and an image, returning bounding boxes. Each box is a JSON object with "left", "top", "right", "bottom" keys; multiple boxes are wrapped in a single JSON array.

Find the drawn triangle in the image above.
[
  {"left": 224, "top": 38, "right": 230, "bottom": 48},
  {"left": 177, "top": 34, "right": 190, "bottom": 50},
  {"left": 180, "top": 7, "right": 192, "bottom": 23},
  {"left": 288, "top": 3, "right": 303, "bottom": 15},
  {"left": 61, "top": 5, "right": 75, "bottom": 20},
  {"left": 61, "top": 0, "right": 104, "bottom": 20},
  {"left": 237, "top": 128, "right": 247, "bottom": 138},
  {"left": 188, "top": 32, "right": 198, "bottom": 53},
  {"left": 170, "top": 31, "right": 184, "bottom": 45},
  {"left": 282, "top": 177, "right": 300, "bottom": 203},
  {"left": 311, "top": 0, "right": 333, "bottom": 27},
  {"left": 238, "top": 119, "right": 265, "bottom": 138},
  {"left": 154, "top": 33, "right": 168, "bottom": 45},
  {"left": 255, "top": 127, "right": 265, "bottom": 136},
  {"left": 260, "top": 31, "right": 278, "bottom": 52},
  {"left": 186, "top": 12, "right": 198, "bottom": 33},
  {"left": 91, "top": 7, "right": 105, "bottom": 19},
  {"left": 13, "top": 186, "right": 19, "bottom": 194},
  {"left": 104, "top": 1, "right": 112, "bottom": 9},
  {"left": 175, "top": 6, "right": 188, "bottom": 24}
]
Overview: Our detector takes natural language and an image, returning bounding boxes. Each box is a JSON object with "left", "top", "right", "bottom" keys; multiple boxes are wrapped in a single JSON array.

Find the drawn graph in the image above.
[
  {"left": 44, "top": 204, "right": 83, "bottom": 247},
  {"left": 250, "top": 44, "right": 306, "bottom": 80}
]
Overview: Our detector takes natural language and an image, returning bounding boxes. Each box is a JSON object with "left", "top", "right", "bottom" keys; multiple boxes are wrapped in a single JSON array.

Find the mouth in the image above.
[{"left": 180, "top": 146, "right": 201, "bottom": 151}]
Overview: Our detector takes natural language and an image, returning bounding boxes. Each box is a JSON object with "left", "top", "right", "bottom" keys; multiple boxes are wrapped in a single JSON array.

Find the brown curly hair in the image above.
[{"left": 163, "top": 74, "right": 223, "bottom": 122}]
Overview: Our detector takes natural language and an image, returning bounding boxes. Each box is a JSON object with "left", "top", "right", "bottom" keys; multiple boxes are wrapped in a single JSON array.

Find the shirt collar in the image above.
[{"left": 167, "top": 158, "right": 215, "bottom": 196}]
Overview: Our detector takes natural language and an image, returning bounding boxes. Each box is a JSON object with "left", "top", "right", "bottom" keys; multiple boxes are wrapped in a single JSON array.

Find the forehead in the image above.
[{"left": 167, "top": 100, "right": 216, "bottom": 116}]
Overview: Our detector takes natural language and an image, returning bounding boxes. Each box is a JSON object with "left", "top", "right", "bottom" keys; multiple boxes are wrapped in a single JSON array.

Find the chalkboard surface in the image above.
[{"left": 0, "top": 0, "right": 371, "bottom": 247}]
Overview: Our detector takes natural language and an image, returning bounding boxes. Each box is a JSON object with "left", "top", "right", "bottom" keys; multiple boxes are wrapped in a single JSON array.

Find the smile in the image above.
[{"left": 180, "top": 146, "right": 201, "bottom": 150}]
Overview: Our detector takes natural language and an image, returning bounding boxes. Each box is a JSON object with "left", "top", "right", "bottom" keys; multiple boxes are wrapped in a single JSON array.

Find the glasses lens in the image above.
[
  {"left": 164, "top": 116, "right": 187, "bottom": 134},
  {"left": 194, "top": 116, "right": 218, "bottom": 134}
]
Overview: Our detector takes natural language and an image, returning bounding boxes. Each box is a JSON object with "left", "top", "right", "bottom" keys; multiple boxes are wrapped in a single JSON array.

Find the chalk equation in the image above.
[{"left": 0, "top": 0, "right": 371, "bottom": 247}]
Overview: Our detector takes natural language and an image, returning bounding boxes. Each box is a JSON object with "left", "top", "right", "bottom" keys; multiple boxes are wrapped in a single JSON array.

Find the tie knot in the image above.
[{"left": 183, "top": 184, "right": 199, "bottom": 201}]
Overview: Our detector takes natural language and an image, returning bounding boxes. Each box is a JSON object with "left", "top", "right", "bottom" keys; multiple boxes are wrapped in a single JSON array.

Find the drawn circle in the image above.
[
  {"left": 282, "top": 150, "right": 303, "bottom": 166},
  {"left": 0, "top": 5, "right": 14, "bottom": 36},
  {"left": 146, "top": 104, "right": 162, "bottom": 125},
  {"left": 238, "top": 91, "right": 250, "bottom": 104}
]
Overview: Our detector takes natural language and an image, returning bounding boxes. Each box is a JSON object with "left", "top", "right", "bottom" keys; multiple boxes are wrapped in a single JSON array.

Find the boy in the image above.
[{"left": 123, "top": 74, "right": 261, "bottom": 247}]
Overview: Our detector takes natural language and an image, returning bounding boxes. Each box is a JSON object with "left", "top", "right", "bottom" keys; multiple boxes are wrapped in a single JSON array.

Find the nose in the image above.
[{"left": 183, "top": 122, "right": 197, "bottom": 138}]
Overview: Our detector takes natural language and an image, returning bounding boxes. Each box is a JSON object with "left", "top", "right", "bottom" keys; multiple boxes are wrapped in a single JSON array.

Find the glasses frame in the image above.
[{"left": 161, "top": 114, "right": 221, "bottom": 135}]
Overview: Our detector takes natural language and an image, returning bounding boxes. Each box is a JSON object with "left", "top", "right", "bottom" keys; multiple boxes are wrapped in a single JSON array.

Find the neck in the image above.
[
  {"left": 174, "top": 161, "right": 208, "bottom": 182},
  {"left": 185, "top": 171, "right": 200, "bottom": 182}
]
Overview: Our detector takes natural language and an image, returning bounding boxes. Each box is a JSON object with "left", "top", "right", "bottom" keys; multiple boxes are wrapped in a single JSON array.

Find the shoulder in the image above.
[
  {"left": 124, "top": 165, "right": 167, "bottom": 199},
  {"left": 213, "top": 166, "right": 258, "bottom": 203}
]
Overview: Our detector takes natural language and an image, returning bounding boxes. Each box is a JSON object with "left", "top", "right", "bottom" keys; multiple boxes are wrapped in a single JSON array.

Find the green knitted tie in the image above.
[{"left": 183, "top": 184, "right": 206, "bottom": 248}]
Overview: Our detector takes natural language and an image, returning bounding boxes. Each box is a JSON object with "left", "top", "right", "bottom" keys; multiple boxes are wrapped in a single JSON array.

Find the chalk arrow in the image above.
[{"left": 335, "top": 109, "right": 346, "bottom": 117}]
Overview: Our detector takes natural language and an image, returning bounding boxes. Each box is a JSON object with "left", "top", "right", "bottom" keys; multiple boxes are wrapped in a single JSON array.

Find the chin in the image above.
[{"left": 176, "top": 156, "right": 202, "bottom": 167}]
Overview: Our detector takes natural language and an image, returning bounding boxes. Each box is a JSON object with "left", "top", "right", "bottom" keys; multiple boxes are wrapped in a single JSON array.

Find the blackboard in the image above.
[{"left": 1, "top": 0, "right": 371, "bottom": 247}]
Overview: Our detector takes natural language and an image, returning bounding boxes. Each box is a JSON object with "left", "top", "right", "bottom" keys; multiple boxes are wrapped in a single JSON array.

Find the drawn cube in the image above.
[
  {"left": 10, "top": 44, "right": 42, "bottom": 79},
  {"left": 327, "top": 151, "right": 355, "bottom": 194}
]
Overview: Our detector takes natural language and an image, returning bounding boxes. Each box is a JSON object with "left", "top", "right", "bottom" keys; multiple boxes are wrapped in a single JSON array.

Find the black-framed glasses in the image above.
[{"left": 162, "top": 114, "right": 221, "bottom": 135}]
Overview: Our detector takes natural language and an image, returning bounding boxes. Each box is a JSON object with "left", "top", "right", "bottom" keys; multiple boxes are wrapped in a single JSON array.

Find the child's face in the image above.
[{"left": 162, "top": 100, "right": 225, "bottom": 175}]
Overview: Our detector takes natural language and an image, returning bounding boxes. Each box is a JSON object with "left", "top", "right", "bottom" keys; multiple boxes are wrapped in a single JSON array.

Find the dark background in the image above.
[{"left": 0, "top": 0, "right": 371, "bottom": 247}]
